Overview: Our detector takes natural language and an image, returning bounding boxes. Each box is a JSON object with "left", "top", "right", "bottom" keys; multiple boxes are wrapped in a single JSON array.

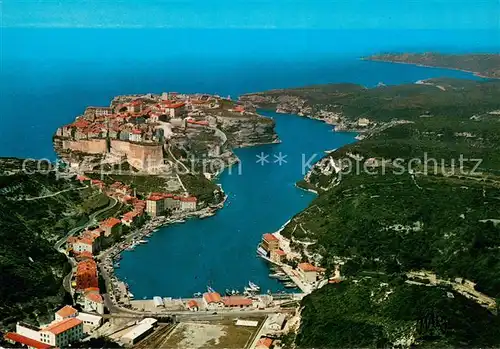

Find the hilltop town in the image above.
[{"left": 54, "top": 92, "right": 277, "bottom": 174}]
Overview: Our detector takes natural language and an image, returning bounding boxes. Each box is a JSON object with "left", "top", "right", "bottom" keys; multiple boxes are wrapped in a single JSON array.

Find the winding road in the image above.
[
  {"left": 55, "top": 197, "right": 119, "bottom": 293},
  {"left": 20, "top": 185, "right": 89, "bottom": 201}
]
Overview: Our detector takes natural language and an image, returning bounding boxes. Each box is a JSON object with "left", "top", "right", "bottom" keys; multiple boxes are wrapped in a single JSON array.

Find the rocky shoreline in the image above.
[{"left": 239, "top": 93, "right": 371, "bottom": 134}]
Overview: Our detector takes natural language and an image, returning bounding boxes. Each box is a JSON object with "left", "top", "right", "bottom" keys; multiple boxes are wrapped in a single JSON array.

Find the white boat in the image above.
[
  {"left": 207, "top": 286, "right": 216, "bottom": 293},
  {"left": 243, "top": 287, "right": 256, "bottom": 294},
  {"left": 193, "top": 292, "right": 202, "bottom": 297},
  {"left": 138, "top": 239, "right": 148, "bottom": 244},
  {"left": 257, "top": 246, "right": 268, "bottom": 257},
  {"left": 128, "top": 292, "right": 135, "bottom": 299},
  {"left": 248, "top": 281, "right": 260, "bottom": 291}
]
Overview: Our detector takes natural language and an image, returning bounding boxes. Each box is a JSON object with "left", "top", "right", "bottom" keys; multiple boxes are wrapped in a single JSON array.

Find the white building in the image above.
[
  {"left": 138, "top": 318, "right": 158, "bottom": 327},
  {"left": 54, "top": 305, "right": 78, "bottom": 322},
  {"left": 202, "top": 292, "right": 224, "bottom": 309},
  {"left": 83, "top": 291, "right": 105, "bottom": 315},
  {"left": 72, "top": 239, "right": 94, "bottom": 254},
  {"left": 297, "top": 263, "right": 323, "bottom": 283},
  {"left": 153, "top": 296, "right": 164, "bottom": 307},
  {"left": 120, "top": 323, "right": 154, "bottom": 345},
  {"left": 12, "top": 308, "right": 84, "bottom": 348},
  {"left": 39, "top": 318, "right": 84, "bottom": 347},
  {"left": 76, "top": 312, "right": 103, "bottom": 333},
  {"left": 187, "top": 300, "right": 199, "bottom": 311},
  {"left": 357, "top": 118, "right": 370, "bottom": 127},
  {"left": 268, "top": 313, "right": 286, "bottom": 331},
  {"left": 15, "top": 322, "right": 41, "bottom": 342},
  {"left": 129, "top": 130, "right": 142, "bottom": 142},
  {"left": 180, "top": 197, "right": 197, "bottom": 211}
]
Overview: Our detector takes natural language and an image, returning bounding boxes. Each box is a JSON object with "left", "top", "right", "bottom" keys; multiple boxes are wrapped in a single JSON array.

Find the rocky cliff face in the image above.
[
  {"left": 240, "top": 93, "right": 308, "bottom": 114},
  {"left": 239, "top": 93, "right": 345, "bottom": 127},
  {"left": 217, "top": 114, "right": 279, "bottom": 147}
]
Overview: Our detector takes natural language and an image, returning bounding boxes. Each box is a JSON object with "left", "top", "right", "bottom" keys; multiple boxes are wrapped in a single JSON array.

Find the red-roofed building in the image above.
[
  {"left": 233, "top": 105, "right": 245, "bottom": 113},
  {"left": 180, "top": 196, "right": 197, "bottom": 211},
  {"left": 186, "top": 300, "right": 199, "bottom": 311},
  {"left": 270, "top": 249, "right": 286, "bottom": 263},
  {"left": 161, "top": 101, "right": 186, "bottom": 118},
  {"left": 146, "top": 195, "right": 166, "bottom": 217},
  {"left": 83, "top": 290, "right": 105, "bottom": 315},
  {"left": 203, "top": 292, "right": 224, "bottom": 309},
  {"left": 99, "top": 217, "right": 122, "bottom": 237},
  {"left": 256, "top": 337, "right": 273, "bottom": 349},
  {"left": 55, "top": 305, "right": 78, "bottom": 321},
  {"left": 186, "top": 119, "right": 210, "bottom": 127},
  {"left": 75, "top": 251, "right": 94, "bottom": 261},
  {"left": 76, "top": 175, "right": 90, "bottom": 183},
  {"left": 129, "top": 129, "right": 142, "bottom": 142},
  {"left": 223, "top": 296, "right": 253, "bottom": 308},
  {"left": 73, "top": 119, "right": 90, "bottom": 129},
  {"left": 90, "top": 179, "right": 105, "bottom": 191},
  {"left": 128, "top": 100, "right": 143, "bottom": 114},
  {"left": 75, "top": 260, "right": 98, "bottom": 291},
  {"left": 73, "top": 237, "right": 97, "bottom": 254},
  {"left": 261, "top": 233, "right": 279, "bottom": 252},
  {"left": 40, "top": 318, "right": 84, "bottom": 347},
  {"left": 121, "top": 211, "right": 138, "bottom": 226},
  {"left": 4, "top": 332, "right": 52, "bottom": 349},
  {"left": 297, "top": 263, "right": 325, "bottom": 283},
  {"left": 66, "top": 236, "right": 78, "bottom": 250}
]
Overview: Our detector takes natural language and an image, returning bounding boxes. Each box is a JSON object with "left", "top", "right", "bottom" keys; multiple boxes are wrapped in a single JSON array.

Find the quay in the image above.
[{"left": 126, "top": 293, "right": 305, "bottom": 313}]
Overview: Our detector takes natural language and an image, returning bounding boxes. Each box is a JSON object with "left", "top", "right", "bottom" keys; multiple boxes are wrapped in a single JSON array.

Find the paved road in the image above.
[
  {"left": 101, "top": 308, "right": 294, "bottom": 321},
  {"left": 54, "top": 197, "right": 118, "bottom": 251},
  {"left": 20, "top": 185, "right": 89, "bottom": 201},
  {"left": 167, "top": 145, "right": 189, "bottom": 173},
  {"left": 55, "top": 197, "right": 118, "bottom": 293}
]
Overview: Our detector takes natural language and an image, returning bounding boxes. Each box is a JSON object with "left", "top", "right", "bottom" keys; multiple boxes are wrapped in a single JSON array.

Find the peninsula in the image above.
[
  {"left": 0, "top": 92, "right": 281, "bottom": 347},
  {"left": 54, "top": 92, "right": 277, "bottom": 175},
  {"left": 4, "top": 61, "right": 500, "bottom": 348},
  {"left": 365, "top": 53, "right": 500, "bottom": 78}
]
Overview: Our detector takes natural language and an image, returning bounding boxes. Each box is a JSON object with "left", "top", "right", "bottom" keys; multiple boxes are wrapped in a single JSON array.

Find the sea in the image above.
[{"left": 1, "top": 28, "right": 498, "bottom": 298}]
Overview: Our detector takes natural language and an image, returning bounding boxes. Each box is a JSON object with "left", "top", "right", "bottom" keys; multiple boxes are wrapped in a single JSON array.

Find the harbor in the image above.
[
  {"left": 114, "top": 112, "right": 356, "bottom": 299},
  {"left": 98, "top": 199, "right": 228, "bottom": 306}
]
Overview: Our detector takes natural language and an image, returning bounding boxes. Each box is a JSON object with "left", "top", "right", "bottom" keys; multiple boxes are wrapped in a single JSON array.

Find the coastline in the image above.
[
  {"left": 97, "top": 194, "right": 228, "bottom": 307},
  {"left": 101, "top": 109, "right": 347, "bottom": 304},
  {"left": 362, "top": 57, "right": 497, "bottom": 79},
  {"left": 95, "top": 120, "right": 281, "bottom": 307}
]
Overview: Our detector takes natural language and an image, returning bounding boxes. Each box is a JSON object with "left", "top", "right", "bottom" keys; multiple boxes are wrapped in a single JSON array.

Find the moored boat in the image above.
[
  {"left": 244, "top": 286, "right": 257, "bottom": 293},
  {"left": 248, "top": 281, "right": 260, "bottom": 291},
  {"left": 257, "top": 246, "right": 268, "bottom": 257}
]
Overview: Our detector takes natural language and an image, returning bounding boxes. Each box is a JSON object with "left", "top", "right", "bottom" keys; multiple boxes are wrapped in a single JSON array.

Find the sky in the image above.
[{"left": 1, "top": 0, "right": 499, "bottom": 29}]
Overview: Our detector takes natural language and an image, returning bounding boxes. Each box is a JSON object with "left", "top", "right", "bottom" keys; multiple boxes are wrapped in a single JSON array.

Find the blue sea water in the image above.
[
  {"left": 1, "top": 28, "right": 495, "bottom": 159},
  {"left": 117, "top": 112, "right": 357, "bottom": 297},
  {"left": 1, "top": 27, "right": 498, "bottom": 297}
]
